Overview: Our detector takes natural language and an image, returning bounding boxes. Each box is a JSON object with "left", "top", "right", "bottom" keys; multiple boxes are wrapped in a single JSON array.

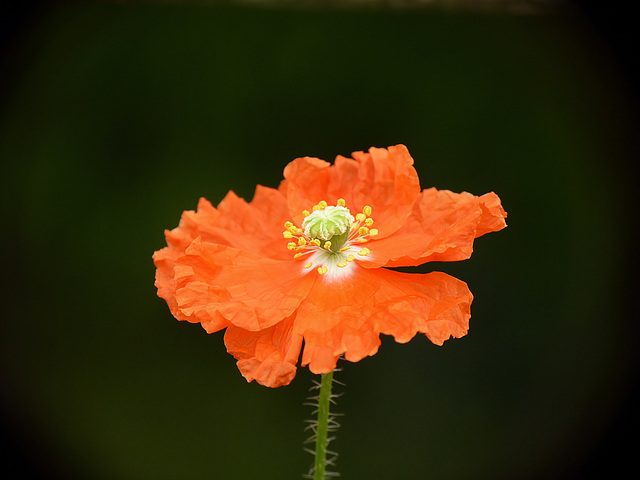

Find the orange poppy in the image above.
[{"left": 153, "top": 145, "right": 507, "bottom": 387}]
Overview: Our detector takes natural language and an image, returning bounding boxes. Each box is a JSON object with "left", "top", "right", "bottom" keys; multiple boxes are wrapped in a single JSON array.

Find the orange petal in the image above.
[
  {"left": 153, "top": 246, "right": 201, "bottom": 323},
  {"left": 160, "top": 187, "right": 291, "bottom": 263},
  {"left": 166, "top": 197, "right": 225, "bottom": 250},
  {"left": 296, "top": 266, "right": 472, "bottom": 373},
  {"left": 283, "top": 145, "right": 420, "bottom": 236},
  {"left": 350, "top": 145, "right": 421, "bottom": 238},
  {"left": 362, "top": 187, "right": 507, "bottom": 268},
  {"left": 186, "top": 188, "right": 291, "bottom": 261},
  {"left": 301, "top": 322, "right": 382, "bottom": 374},
  {"left": 153, "top": 187, "right": 293, "bottom": 324},
  {"left": 174, "top": 238, "right": 314, "bottom": 332},
  {"left": 224, "top": 314, "right": 304, "bottom": 388},
  {"left": 295, "top": 266, "right": 381, "bottom": 373},
  {"left": 283, "top": 155, "right": 359, "bottom": 225},
  {"left": 215, "top": 186, "right": 292, "bottom": 260},
  {"left": 369, "top": 269, "right": 473, "bottom": 346},
  {"left": 475, "top": 191, "right": 508, "bottom": 237},
  {"left": 153, "top": 198, "right": 232, "bottom": 329}
]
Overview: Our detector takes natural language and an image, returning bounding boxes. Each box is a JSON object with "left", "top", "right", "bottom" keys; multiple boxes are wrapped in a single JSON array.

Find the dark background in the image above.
[{"left": 1, "top": 1, "right": 637, "bottom": 479}]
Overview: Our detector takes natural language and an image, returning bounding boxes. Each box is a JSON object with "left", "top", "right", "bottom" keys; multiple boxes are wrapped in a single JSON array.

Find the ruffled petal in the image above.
[
  {"left": 475, "top": 191, "right": 509, "bottom": 237},
  {"left": 349, "top": 145, "right": 421, "bottom": 238},
  {"left": 153, "top": 187, "right": 293, "bottom": 324},
  {"left": 173, "top": 238, "right": 314, "bottom": 331},
  {"left": 153, "top": 198, "right": 231, "bottom": 327},
  {"left": 215, "top": 186, "right": 292, "bottom": 260},
  {"left": 180, "top": 188, "right": 291, "bottom": 261},
  {"left": 283, "top": 155, "right": 360, "bottom": 225},
  {"left": 296, "top": 266, "right": 472, "bottom": 373},
  {"left": 283, "top": 145, "right": 420, "bottom": 237},
  {"left": 369, "top": 269, "right": 473, "bottom": 346},
  {"left": 362, "top": 188, "right": 507, "bottom": 268},
  {"left": 224, "top": 314, "right": 304, "bottom": 388},
  {"left": 301, "top": 321, "right": 382, "bottom": 374},
  {"left": 296, "top": 267, "right": 382, "bottom": 373},
  {"left": 153, "top": 245, "right": 195, "bottom": 322}
]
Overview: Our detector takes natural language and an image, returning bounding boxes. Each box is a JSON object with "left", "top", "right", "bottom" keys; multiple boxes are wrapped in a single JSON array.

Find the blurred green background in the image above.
[{"left": 1, "top": 2, "right": 637, "bottom": 480}]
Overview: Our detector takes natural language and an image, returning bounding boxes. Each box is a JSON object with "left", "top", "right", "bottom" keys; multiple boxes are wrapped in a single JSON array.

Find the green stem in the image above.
[{"left": 314, "top": 371, "right": 334, "bottom": 480}]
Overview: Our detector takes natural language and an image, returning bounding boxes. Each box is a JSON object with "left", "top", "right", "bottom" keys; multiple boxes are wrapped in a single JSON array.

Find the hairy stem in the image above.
[{"left": 314, "top": 371, "right": 334, "bottom": 480}]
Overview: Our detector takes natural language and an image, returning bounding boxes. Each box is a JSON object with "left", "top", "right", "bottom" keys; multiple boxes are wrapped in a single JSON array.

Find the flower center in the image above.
[
  {"left": 282, "top": 198, "right": 378, "bottom": 278},
  {"left": 302, "top": 205, "right": 353, "bottom": 252}
]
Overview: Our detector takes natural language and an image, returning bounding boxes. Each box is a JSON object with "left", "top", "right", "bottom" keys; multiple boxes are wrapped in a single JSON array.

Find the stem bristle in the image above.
[{"left": 303, "top": 370, "right": 342, "bottom": 479}]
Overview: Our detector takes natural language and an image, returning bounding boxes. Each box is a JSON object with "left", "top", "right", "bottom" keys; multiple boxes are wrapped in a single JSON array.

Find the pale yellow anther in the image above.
[
  {"left": 369, "top": 228, "right": 379, "bottom": 236},
  {"left": 358, "top": 238, "right": 368, "bottom": 243},
  {"left": 304, "top": 262, "right": 313, "bottom": 268},
  {"left": 312, "top": 204, "right": 320, "bottom": 212},
  {"left": 294, "top": 252, "right": 304, "bottom": 259},
  {"left": 318, "top": 200, "right": 328, "bottom": 209},
  {"left": 323, "top": 241, "right": 332, "bottom": 250},
  {"left": 337, "top": 261, "right": 348, "bottom": 268},
  {"left": 284, "top": 221, "right": 293, "bottom": 229},
  {"left": 355, "top": 213, "right": 366, "bottom": 222},
  {"left": 302, "top": 210, "right": 310, "bottom": 217},
  {"left": 358, "top": 247, "right": 370, "bottom": 256},
  {"left": 287, "top": 242, "right": 297, "bottom": 250},
  {"left": 311, "top": 239, "right": 322, "bottom": 247},
  {"left": 340, "top": 246, "right": 350, "bottom": 252},
  {"left": 283, "top": 231, "right": 293, "bottom": 239},
  {"left": 363, "top": 205, "right": 372, "bottom": 216},
  {"left": 337, "top": 198, "right": 346, "bottom": 207},
  {"left": 317, "top": 266, "right": 328, "bottom": 275},
  {"left": 288, "top": 225, "right": 299, "bottom": 234},
  {"left": 298, "top": 237, "right": 307, "bottom": 246},
  {"left": 365, "top": 218, "right": 374, "bottom": 227},
  {"left": 346, "top": 254, "right": 355, "bottom": 262},
  {"left": 358, "top": 226, "right": 369, "bottom": 236}
]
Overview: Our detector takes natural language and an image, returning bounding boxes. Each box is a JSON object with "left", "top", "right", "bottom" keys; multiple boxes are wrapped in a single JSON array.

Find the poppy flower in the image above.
[{"left": 153, "top": 145, "right": 507, "bottom": 387}]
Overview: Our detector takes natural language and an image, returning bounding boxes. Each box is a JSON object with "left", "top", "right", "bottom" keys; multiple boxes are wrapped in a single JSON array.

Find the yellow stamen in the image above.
[
  {"left": 337, "top": 261, "right": 348, "bottom": 268},
  {"left": 318, "top": 200, "right": 328, "bottom": 209},
  {"left": 340, "top": 246, "right": 350, "bottom": 252},
  {"left": 302, "top": 210, "right": 310, "bottom": 217},
  {"left": 358, "top": 226, "right": 369, "bottom": 236},
  {"left": 355, "top": 213, "right": 366, "bottom": 222},
  {"left": 358, "top": 238, "right": 368, "bottom": 243},
  {"left": 284, "top": 221, "right": 293, "bottom": 229},
  {"left": 369, "top": 228, "right": 379, "bottom": 236},
  {"left": 323, "top": 241, "right": 332, "bottom": 250},
  {"left": 287, "top": 242, "right": 297, "bottom": 250},
  {"left": 317, "top": 266, "right": 328, "bottom": 275},
  {"left": 337, "top": 198, "right": 346, "bottom": 207},
  {"left": 365, "top": 218, "right": 374, "bottom": 227},
  {"left": 363, "top": 205, "right": 372, "bottom": 216},
  {"left": 298, "top": 237, "right": 307, "bottom": 246},
  {"left": 358, "top": 247, "right": 370, "bottom": 256},
  {"left": 346, "top": 254, "right": 355, "bottom": 262},
  {"left": 283, "top": 231, "right": 293, "bottom": 239},
  {"left": 294, "top": 252, "right": 304, "bottom": 259},
  {"left": 311, "top": 239, "right": 321, "bottom": 247},
  {"left": 304, "top": 262, "right": 313, "bottom": 268}
]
